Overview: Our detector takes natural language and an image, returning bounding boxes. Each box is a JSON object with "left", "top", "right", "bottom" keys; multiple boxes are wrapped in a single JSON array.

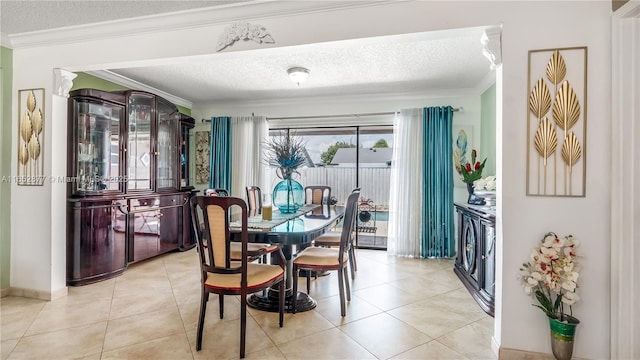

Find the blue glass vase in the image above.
[{"left": 272, "top": 178, "right": 304, "bottom": 214}]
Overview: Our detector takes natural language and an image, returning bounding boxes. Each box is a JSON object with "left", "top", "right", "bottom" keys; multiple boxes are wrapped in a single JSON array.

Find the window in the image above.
[{"left": 268, "top": 125, "right": 393, "bottom": 249}]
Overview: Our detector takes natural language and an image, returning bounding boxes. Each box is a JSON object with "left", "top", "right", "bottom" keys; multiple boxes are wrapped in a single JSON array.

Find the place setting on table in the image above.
[{"left": 229, "top": 202, "right": 322, "bottom": 232}]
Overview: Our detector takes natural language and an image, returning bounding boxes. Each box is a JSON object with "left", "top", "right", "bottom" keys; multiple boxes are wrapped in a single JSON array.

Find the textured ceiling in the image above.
[
  {"left": 109, "top": 29, "right": 491, "bottom": 104},
  {"left": 0, "top": 0, "right": 246, "bottom": 34},
  {"left": 1, "top": 1, "right": 494, "bottom": 105}
]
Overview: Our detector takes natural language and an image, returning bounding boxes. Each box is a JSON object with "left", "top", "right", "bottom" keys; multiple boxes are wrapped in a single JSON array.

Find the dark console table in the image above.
[{"left": 453, "top": 203, "right": 496, "bottom": 317}]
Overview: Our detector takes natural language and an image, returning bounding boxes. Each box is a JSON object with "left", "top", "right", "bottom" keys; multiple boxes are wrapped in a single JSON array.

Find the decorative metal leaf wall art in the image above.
[
  {"left": 529, "top": 78, "right": 552, "bottom": 119},
  {"left": 16, "top": 89, "right": 45, "bottom": 186},
  {"left": 546, "top": 50, "right": 567, "bottom": 85},
  {"left": 561, "top": 131, "right": 582, "bottom": 195},
  {"left": 526, "top": 47, "right": 587, "bottom": 197},
  {"left": 552, "top": 80, "right": 581, "bottom": 133},
  {"left": 533, "top": 117, "right": 557, "bottom": 194}
]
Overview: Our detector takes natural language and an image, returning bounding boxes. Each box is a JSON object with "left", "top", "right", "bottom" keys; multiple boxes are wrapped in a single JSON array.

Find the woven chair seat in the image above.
[
  {"left": 294, "top": 247, "right": 346, "bottom": 268},
  {"left": 314, "top": 232, "right": 342, "bottom": 246},
  {"left": 204, "top": 263, "right": 284, "bottom": 291},
  {"left": 314, "top": 231, "right": 357, "bottom": 279}
]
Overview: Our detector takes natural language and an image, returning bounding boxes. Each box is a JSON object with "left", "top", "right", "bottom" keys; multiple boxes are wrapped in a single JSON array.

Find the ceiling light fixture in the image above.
[{"left": 287, "top": 67, "right": 310, "bottom": 85}]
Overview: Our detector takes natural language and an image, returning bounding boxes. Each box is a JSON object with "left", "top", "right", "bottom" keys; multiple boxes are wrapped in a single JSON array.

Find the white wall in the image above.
[{"left": 8, "top": 1, "right": 611, "bottom": 358}]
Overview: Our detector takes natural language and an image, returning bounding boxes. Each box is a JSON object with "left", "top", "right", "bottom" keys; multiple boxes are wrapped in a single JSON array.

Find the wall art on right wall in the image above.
[{"left": 526, "top": 46, "right": 587, "bottom": 197}]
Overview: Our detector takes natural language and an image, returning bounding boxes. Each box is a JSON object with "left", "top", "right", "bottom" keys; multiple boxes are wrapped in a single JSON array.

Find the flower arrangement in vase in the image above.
[
  {"left": 264, "top": 132, "right": 307, "bottom": 213},
  {"left": 458, "top": 149, "right": 487, "bottom": 186},
  {"left": 519, "top": 232, "right": 580, "bottom": 360}
]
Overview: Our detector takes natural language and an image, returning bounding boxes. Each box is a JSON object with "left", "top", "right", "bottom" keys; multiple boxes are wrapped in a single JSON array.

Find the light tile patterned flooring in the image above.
[{"left": 1, "top": 249, "right": 496, "bottom": 360}]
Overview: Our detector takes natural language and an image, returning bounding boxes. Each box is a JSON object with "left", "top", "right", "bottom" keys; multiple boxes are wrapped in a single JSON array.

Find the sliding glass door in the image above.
[{"left": 267, "top": 125, "right": 393, "bottom": 249}]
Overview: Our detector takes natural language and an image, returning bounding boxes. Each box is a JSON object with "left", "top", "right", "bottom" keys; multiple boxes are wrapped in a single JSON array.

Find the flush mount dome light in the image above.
[{"left": 287, "top": 67, "right": 310, "bottom": 85}]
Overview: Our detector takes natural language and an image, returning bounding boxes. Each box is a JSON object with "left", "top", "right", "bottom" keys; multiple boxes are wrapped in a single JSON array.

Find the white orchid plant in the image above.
[
  {"left": 519, "top": 232, "right": 580, "bottom": 321},
  {"left": 473, "top": 175, "right": 496, "bottom": 191}
]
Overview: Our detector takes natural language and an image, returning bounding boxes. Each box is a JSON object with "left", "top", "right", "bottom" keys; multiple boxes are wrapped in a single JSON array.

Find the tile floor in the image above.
[{"left": 1, "top": 248, "right": 496, "bottom": 360}]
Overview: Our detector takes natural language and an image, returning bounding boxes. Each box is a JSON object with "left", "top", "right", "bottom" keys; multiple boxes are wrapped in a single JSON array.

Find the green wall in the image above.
[
  {"left": 71, "top": 72, "right": 191, "bottom": 115},
  {"left": 480, "top": 83, "right": 496, "bottom": 177},
  {"left": 1, "top": 46, "right": 13, "bottom": 292},
  {"left": 71, "top": 72, "right": 129, "bottom": 92}
]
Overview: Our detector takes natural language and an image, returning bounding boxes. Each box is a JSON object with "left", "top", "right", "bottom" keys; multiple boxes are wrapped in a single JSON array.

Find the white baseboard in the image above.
[
  {"left": 0, "top": 287, "right": 10, "bottom": 298},
  {"left": 8, "top": 286, "right": 68, "bottom": 301},
  {"left": 491, "top": 336, "right": 499, "bottom": 358}
]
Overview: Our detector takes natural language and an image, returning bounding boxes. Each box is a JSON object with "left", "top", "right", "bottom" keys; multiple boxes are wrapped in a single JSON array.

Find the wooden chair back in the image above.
[
  {"left": 339, "top": 190, "right": 360, "bottom": 263},
  {"left": 204, "top": 188, "right": 229, "bottom": 196},
  {"left": 191, "top": 195, "right": 248, "bottom": 276},
  {"left": 305, "top": 185, "right": 332, "bottom": 205},
  {"left": 245, "top": 186, "right": 262, "bottom": 214}
]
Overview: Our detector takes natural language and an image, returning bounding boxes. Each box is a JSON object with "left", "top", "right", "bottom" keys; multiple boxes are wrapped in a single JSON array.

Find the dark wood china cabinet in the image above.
[
  {"left": 453, "top": 203, "right": 496, "bottom": 317},
  {"left": 67, "top": 89, "right": 196, "bottom": 286}
]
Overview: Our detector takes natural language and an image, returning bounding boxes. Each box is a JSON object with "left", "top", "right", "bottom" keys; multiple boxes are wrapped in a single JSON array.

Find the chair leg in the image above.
[
  {"left": 219, "top": 294, "right": 224, "bottom": 319},
  {"left": 343, "top": 266, "right": 351, "bottom": 301},
  {"left": 240, "top": 293, "right": 247, "bottom": 359},
  {"left": 348, "top": 249, "right": 356, "bottom": 280},
  {"left": 279, "top": 278, "right": 285, "bottom": 327},
  {"left": 337, "top": 268, "right": 346, "bottom": 317},
  {"left": 350, "top": 239, "right": 358, "bottom": 272},
  {"left": 292, "top": 265, "right": 299, "bottom": 314},
  {"left": 196, "top": 289, "right": 208, "bottom": 351}
]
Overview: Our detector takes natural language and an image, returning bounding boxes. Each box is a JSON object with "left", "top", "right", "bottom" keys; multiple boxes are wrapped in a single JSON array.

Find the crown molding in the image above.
[
  {"left": 195, "top": 87, "right": 484, "bottom": 110},
  {"left": 0, "top": 32, "right": 11, "bottom": 48},
  {"left": 7, "top": 1, "right": 383, "bottom": 49},
  {"left": 86, "top": 70, "right": 193, "bottom": 109},
  {"left": 481, "top": 25, "right": 503, "bottom": 70}
]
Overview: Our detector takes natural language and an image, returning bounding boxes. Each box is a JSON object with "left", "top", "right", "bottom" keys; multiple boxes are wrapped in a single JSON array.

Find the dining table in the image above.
[{"left": 230, "top": 203, "right": 345, "bottom": 313}]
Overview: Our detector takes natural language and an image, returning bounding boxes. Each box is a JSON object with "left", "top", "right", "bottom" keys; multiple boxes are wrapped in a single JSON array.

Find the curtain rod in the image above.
[{"left": 200, "top": 107, "right": 461, "bottom": 123}]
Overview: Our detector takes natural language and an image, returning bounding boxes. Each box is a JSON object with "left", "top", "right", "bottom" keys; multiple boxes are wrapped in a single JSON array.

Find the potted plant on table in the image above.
[
  {"left": 457, "top": 149, "right": 487, "bottom": 199},
  {"left": 519, "top": 232, "right": 581, "bottom": 360},
  {"left": 264, "top": 132, "right": 307, "bottom": 213}
]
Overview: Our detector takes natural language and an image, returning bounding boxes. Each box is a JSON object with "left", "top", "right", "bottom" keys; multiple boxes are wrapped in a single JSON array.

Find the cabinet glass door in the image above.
[
  {"left": 73, "top": 99, "right": 123, "bottom": 194},
  {"left": 127, "top": 93, "right": 153, "bottom": 191},
  {"left": 180, "top": 122, "right": 191, "bottom": 188},
  {"left": 156, "top": 99, "right": 179, "bottom": 190}
]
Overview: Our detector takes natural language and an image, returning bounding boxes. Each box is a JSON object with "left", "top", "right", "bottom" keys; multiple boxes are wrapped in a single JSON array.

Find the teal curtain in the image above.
[
  {"left": 422, "top": 106, "right": 454, "bottom": 258},
  {"left": 210, "top": 117, "right": 232, "bottom": 192}
]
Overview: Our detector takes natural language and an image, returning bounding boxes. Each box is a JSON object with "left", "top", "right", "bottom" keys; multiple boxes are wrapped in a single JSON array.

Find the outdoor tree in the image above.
[
  {"left": 373, "top": 139, "right": 389, "bottom": 148},
  {"left": 321, "top": 141, "right": 356, "bottom": 165}
]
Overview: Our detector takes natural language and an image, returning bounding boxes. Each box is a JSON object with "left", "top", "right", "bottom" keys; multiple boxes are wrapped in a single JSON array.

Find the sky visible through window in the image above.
[{"left": 295, "top": 132, "right": 393, "bottom": 165}]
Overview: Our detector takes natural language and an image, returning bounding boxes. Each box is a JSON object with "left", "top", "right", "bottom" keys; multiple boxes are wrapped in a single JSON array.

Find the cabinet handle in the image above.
[
  {"left": 154, "top": 151, "right": 159, "bottom": 155},
  {"left": 157, "top": 213, "right": 164, "bottom": 218},
  {"left": 466, "top": 244, "right": 472, "bottom": 251},
  {"left": 481, "top": 255, "right": 486, "bottom": 259}
]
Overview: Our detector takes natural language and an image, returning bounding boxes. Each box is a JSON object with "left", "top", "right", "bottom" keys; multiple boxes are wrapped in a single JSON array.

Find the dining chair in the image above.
[
  {"left": 292, "top": 190, "right": 360, "bottom": 316},
  {"left": 204, "top": 188, "right": 229, "bottom": 196},
  {"left": 299, "top": 186, "right": 333, "bottom": 272},
  {"left": 190, "top": 195, "right": 285, "bottom": 358},
  {"left": 245, "top": 186, "right": 262, "bottom": 215},
  {"left": 304, "top": 185, "right": 331, "bottom": 205},
  {"left": 207, "top": 187, "right": 276, "bottom": 263},
  {"left": 313, "top": 187, "right": 360, "bottom": 279}
]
